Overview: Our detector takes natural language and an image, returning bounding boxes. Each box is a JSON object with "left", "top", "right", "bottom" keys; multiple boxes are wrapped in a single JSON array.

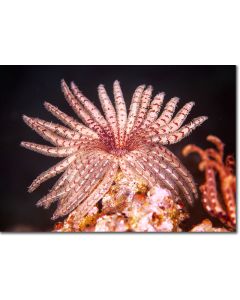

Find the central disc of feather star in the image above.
[{"left": 21, "top": 80, "right": 208, "bottom": 221}]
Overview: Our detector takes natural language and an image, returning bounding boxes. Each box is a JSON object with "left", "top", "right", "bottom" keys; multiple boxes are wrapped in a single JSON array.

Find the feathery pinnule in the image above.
[
  {"left": 72, "top": 162, "right": 119, "bottom": 223},
  {"left": 136, "top": 150, "right": 194, "bottom": 204},
  {"left": 52, "top": 159, "right": 111, "bottom": 219},
  {"left": 33, "top": 117, "right": 83, "bottom": 140},
  {"left": 151, "top": 145, "right": 198, "bottom": 199},
  {"left": 166, "top": 101, "right": 195, "bottom": 133},
  {"left": 131, "top": 85, "right": 153, "bottom": 130},
  {"left": 61, "top": 80, "right": 105, "bottom": 137},
  {"left": 131, "top": 151, "right": 180, "bottom": 197},
  {"left": 23, "top": 115, "right": 80, "bottom": 147},
  {"left": 119, "top": 159, "right": 142, "bottom": 183},
  {"left": 124, "top": 153, "right": 158, "bottom": 187},
  {"left": 149, "top": 101, "right": 195, "bottom": 136},
  {"left": 28, "top": 153, "right": 78, "bottom": 193},
  {"left": 150, "top": 116, "right": 208, "bottom": 145},
  {"left": 151, "top": 97, "right": 179, "bottom": 129},
  {"left": 50, "top": 151, "right": 108, "bottom": 192},
  {"left": 154, "top": 157, "right": 194, "bottom": 204},
  {"left": 48, "top": 152, "right": 96, "bottom": 193},
  {"left": 121, "top": 158, "right": 149, "bottom": 187},
  {"left": 36, "top": 157, "right": 98, "bottom": 208},
  {"left": 49, "top": 159, "right": 81, "bottom": 193},
  {"left": 21, "top": 141, "right": 79, "bottom": 157},
  {"left": 113, "top": 80, "right": 127, "bottom": 146},
  {"left": 21, "top": 79, "right": 208, "bottom": 223},
  {"left": 37, "top": 184, "right": 72, "bottom": 209},
  {"left": 98, "top": 84, "right": 118, "bottom": 144},
  {"left": 141, "top": 92, "right": 165, "bottom": 129},
  {"left": 70, "top": 82, "right": 110, "bottom": 132},
  {"left": 37, "top": 153, "right": 109, "bottom": 209},
  {"left": 125, "top": 84, "right": 146, "bottom": 138},
  {"left": 44, "top": 101, "right": 98, "bottom": 139}
]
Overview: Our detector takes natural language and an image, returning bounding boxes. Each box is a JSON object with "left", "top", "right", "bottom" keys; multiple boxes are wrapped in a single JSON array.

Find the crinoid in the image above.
[
  {"left": 183, "top": 135, "right": 236, "bottom": 230},
  {"left": 21, "top": 80, "right": 207, "bottom": 221}
]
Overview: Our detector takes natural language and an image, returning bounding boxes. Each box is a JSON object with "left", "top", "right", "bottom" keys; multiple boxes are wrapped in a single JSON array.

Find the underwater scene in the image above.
[{"left": 0, "top": 65, "right": 236, "bottom": 232}]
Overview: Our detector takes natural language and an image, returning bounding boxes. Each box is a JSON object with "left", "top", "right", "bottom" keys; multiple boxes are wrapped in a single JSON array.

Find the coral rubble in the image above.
[
  {"left": 53, "top": 171, "right": 189, "bottom": 232},
  {"left": 190, "top": 219, "right": 229, "bottom": 232}
]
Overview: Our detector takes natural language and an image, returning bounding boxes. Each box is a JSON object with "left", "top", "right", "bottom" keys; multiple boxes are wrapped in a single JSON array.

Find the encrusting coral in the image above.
[
  {"left": 190, "top": 219, "right": 229, "bottom": 232},
  {"left": 183, "top": 135, "right": 236, "bottom": 231},
  {"left": 53, "top": 170, "right": 189, "bottom": 232}
]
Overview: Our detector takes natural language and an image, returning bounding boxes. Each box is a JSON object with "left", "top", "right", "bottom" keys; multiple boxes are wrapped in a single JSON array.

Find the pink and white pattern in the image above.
[{"left": 21, "top": 80, "right": 207, "bottom": 220}]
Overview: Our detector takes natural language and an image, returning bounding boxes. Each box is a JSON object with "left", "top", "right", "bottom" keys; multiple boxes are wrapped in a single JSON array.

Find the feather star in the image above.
[{"left": 21, "top": 80, "right": 207, "bottom": 221}]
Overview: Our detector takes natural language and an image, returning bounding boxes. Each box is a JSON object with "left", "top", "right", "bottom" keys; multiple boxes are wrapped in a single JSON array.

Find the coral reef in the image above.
[
  {"left": 53, "top": 171, "right": 189, "bottom": 232},
  {"left": 54, "top": 135, "right": 236, "bottom": 233},
  {"left": 20, "top": 78, "right": 235, "bottom": 233},
  {"left": 190, "top": 219, "right": 229, "bottom": 232},
  {"left": 21, "top": 80, "right": 207, "bottom": 222},
  {"left": 183, "top": 135, "right": 236, "bottom": 231}
]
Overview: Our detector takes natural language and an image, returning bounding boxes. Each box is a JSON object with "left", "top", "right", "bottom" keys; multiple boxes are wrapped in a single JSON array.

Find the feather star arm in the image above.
[
  {"left": 151, "top": 97, "right": 179, "bottom": 128},
  {"left": 70, "top": 81, "right": 110, "bottom": 132},
  {"left": 151, "top": 145, "right": 198, "bottom": 199},
  {"left": 149, "top": 116, "right": 208, "bottom": 145},
  {"left": 37, "top": 152, "right": 109, "bottom": 209},
  {"left": 141, "top": 92, "right": 165, "bottom": 129},
  {"left": 130, "top": 152, "right": 181, "bottom": 198},
  {"left": 61, "top": 80, "right": 105, "bottom": 137},
  {"left": 150, "top": 101, "right": 195, "bottom": 136},
  {"left": 132, "top": 85, "right": 153, "bottom": 130},
  {"left": 113, "top": 80, "right": 127, "bottom": 146},
  {"left": 21, "top": 141, "right": 79, "bottom": 157},
  {"left": 22, "top": 115, "right": 79, "bottom": 147},
  {"left": 72, "top": 161, "right": 119, "bottom": 224},
  {"left": 135, "top": 150, "right": 194, "bottom": 204},
  {"left": 47, "top": 152, "right": 100, "bottom": 194},
  {"left": 125, "top": 84, "right": 146, "bottom": 140},
  {"left": 21, "top": 79, "right": 208, "bottom": 223},
  {"left": 51, "top": 159, "right": 112, "bottom": 220},
  {"left": 28, "top": 153, "right": 78, "bottom": 192},
  {"left": 30, "top": 117, "right": 83, "bottom": 140},
  {"left": 124, "top": 153, "right": 158, "bottom": 187},
  {"left": 44, "top": 101, "right": 98, "bottom": 139},
  {"left": 98, "top": 84, "right": 118, "bottom": 144}
]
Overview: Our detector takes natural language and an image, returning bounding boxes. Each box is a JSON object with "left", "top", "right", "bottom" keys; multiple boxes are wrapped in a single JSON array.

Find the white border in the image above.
[{"left": 0, "top": 1, "right": 239, "bottom": 300}]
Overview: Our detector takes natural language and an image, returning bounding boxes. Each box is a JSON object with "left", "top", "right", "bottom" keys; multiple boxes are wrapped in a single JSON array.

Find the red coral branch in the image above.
[{"left": 183, "top": 135, "right": 236, "bottom": 230}]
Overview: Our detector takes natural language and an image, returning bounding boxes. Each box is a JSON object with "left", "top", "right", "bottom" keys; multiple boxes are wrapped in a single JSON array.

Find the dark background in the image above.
[{"left": 0, "top": 66, "right": 236, "bottom": 232}]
